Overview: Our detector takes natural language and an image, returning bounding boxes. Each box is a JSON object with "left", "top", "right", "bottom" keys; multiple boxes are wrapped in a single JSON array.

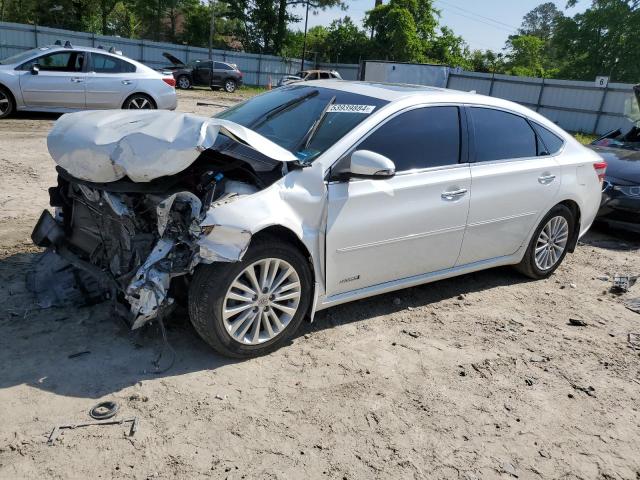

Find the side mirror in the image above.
[
  {"left": 348, "top": 150, "right": 396, "bottom": 179},
  {"left": 30, "top": 64, "right": 40, "bottom": 75}
]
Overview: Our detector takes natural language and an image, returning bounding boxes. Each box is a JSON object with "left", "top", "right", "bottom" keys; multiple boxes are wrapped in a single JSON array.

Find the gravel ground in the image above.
[{"left": 0, "top": 88, "right": 639, "bottom": 480}]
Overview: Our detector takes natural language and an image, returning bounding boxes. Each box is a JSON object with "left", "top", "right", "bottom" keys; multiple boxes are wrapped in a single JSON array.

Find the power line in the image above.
[{"left": 434, "top": 0, "right": 519, "bottom": 34}]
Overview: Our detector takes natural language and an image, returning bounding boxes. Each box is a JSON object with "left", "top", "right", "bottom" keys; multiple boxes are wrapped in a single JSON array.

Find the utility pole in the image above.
[
  {"left": 208, "top": 0, "right": 216, "bottom": 60},
  {"left": 300, "top": 0, "right": 310, "bottom": 72}
]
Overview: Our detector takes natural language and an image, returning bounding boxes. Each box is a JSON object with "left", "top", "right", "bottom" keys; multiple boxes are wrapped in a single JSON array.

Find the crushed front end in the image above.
[{"left": 30, "top": 110, "right": 299, "bottom": 329}]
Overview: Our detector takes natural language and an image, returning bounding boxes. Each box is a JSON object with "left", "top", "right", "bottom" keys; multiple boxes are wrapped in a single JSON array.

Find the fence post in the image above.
[
  {"left": 139, "top": 39, "right": 144, "bottom": 64},
  {"left": 488, "top": 72, "right": 495, "bottom": 96},
  {"left": 91, "top": 32, "right": 95, "bottom": 47},
  {"left": 257, "top": 54, "right": 262, "bottom": 87},
  {"left": 34, "top": 24, "right": 38, "bottom": 47},
  {"left": 445, "top": 69, "right": 451, "bottom": 88},
  {"left": 535, "top": 78, "right": 545, "bottom": 112},
  {"left": 593, "top": 84, "right": 609, "bottom": 135}
]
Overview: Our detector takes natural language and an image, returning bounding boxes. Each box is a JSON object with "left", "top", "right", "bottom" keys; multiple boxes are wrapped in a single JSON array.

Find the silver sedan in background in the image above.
[{"left": 0, "top": 44, "right": 177, "bottom": 118}]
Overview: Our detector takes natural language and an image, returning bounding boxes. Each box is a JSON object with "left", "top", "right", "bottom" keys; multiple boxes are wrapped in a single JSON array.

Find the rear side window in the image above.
[
  {"left": 214, "top": 62, "right": 234, "bottom": 70},
  {"left": 320, "top": 72, "right": 330, "bottom": 79},
  {"left": 357, "top": 106, "right": 461, "bottom": 171},
  {"left": 532, "top": 122, "right": 564, "bottom": 155},
  {"left": 91, "top": 53, "right": 136, "bottom": 73},
  {"left": 470, "top": 108, "right": 537, "bottom": 162}
]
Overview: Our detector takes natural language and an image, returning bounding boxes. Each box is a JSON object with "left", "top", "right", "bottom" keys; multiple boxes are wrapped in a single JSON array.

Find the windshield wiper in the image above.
[
  {"left": 296, "top": 95, "right": 336, "bottom": 154},
  {"left": 249, "top": 89, "right": 320, "bottom": 129}
]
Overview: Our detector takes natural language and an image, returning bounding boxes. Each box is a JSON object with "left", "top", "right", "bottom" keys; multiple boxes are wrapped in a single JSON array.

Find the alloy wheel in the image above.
[
  {"left": 534, "top": 215, "right": 569, "bottom": 271},
  {"left": 0, "top": 90, "right": 10, "bottom": 115},
  {"left": 225, "top": 80, "right": 236, "bottom": 93},
  {"left": 222, "top": 258, "right": 301, "bottom": 345},
  {"left": 177, "top": 76, "right": 190, "bottom": 89},
  {"left": 127, "top": 96, "right": 153, "bottom": 109}
]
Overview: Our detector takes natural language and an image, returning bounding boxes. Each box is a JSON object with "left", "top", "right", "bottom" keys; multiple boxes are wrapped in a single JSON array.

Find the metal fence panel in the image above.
[
  {"left": 0, "top": 21, "right": 304, "bottom": 87},
  {"left": 448, "top": 70, "right": 636, "bottom": 135}
]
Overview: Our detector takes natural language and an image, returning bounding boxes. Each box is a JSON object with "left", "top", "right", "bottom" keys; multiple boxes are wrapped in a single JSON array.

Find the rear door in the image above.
[
  {"left": 18, "top": 51, "right": 86, "bottom": 108},
  {"left": 456, "top": 106, "right": 562, "bottom": 265},
  {"left": 85, "top": 52, "right": 137, "bottom": 109},
  {"left": 326, "top": 105, "right": 471, "bottom": 296}
]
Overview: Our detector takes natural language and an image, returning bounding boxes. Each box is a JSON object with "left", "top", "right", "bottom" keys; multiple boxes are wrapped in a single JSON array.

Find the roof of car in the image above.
[
  {"left": 302, "top": 80, "right": 460, "bottom": 101},
  {"left": 300, "top": 80, "right": 564, "bottom": 130}
]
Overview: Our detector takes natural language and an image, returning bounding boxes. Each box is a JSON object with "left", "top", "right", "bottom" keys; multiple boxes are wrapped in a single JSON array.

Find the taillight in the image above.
[
  {"left": 238, "top": 71, "right": 243, "bottom": 78},
  {"left": 162, "top": 77, "right": 176, "bottom": 88},
  {"left": 593, "top": 160, "right": 607, "bottom": 183}
]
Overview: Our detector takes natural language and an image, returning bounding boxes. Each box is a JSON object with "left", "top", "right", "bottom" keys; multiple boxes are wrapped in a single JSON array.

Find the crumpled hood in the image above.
[{"left": 47, "top": 110, "right": 298, "bottom": 183}]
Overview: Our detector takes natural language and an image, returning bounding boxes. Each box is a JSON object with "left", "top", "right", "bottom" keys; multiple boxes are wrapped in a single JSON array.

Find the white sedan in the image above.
[
  {"left": 0, "top": 44, "right": 177, "bottom": 118},
  {"left": 32, "top": 81, "right": 605, "bottom": 357}
]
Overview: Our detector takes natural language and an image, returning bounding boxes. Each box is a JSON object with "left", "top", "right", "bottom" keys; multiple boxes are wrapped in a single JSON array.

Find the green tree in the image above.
[
  {"left": 505, "top": 34, "right": 547, "bottom": 77},
  {"left": 427, "top": 26, "right": 470, "bottom": 68}
]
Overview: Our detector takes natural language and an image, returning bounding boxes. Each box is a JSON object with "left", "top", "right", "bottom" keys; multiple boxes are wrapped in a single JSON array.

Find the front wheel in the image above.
[
  {"left": 223, "top": 79, "right": 237, "bottom": 93},
  {"left": 188, "top": 237, "right": 313, "bottom": 358},
  {"left": 0, "top": 87, "right": 15, "bottom": 119},
  {"left": 515, "top": 204, "right": 574, "bottom": 279},
  {"left": 176, "top": 75, "right": 191, "bottom": 89}
]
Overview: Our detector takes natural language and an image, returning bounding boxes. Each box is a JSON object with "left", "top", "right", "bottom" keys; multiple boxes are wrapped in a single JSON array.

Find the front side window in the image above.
[
  {"left": 90, "top": 53, "right": 136, "bottom": 73},
  {"left": 470, "top": 108, "right": 537, "bottom": 162},
  {"left": 21, "top": 51, "right": 84, "bottom": 72},
  {"left": 356, "top": 106, "right": 461, "bottom": 172},
  {"left": 320, "top": 72, "right": 330, "bottom": 79},
  {"left": 213, "top": 85, "right": 388, "bottom": 162}
]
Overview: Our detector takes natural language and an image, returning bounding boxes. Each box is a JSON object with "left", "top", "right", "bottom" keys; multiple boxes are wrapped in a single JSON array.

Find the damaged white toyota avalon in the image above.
[{"left": 31, "top": 81, "right": 606, "bottom": 358}]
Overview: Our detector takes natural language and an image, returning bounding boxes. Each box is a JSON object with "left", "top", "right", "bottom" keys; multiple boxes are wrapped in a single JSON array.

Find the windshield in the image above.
[
  {"left": 592, "top": 85, "right": 640, "bottom": 151},
  {"left": 213, "top": 85, "right": 388, "bottom": 162},
  {"left": 0, "top": 47, "right": 51, "bottom": 65}
]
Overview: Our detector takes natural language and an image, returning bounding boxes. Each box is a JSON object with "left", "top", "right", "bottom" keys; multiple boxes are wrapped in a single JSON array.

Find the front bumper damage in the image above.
[
  {"left": 31, "top": 181, "right": 222, "bottom": 329},
  {"left": 28, "top": 109, "right": 304, "bottom": 329}
]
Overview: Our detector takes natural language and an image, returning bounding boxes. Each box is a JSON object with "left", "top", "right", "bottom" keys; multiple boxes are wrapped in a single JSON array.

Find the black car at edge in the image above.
[{"left": 159, "top": 53, "right": 243, "bottom": 93}]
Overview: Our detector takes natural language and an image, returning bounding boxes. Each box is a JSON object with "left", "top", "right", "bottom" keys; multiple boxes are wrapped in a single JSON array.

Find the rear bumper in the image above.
[{"left": 155, "top": 89, "right": 178, "bottom": 110}]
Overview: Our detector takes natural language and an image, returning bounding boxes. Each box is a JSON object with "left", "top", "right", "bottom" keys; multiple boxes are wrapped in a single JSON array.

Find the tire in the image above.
[
  {"left": 223, "top": 78, "right": 237, "bottom": 93},
  {"left": 188, "top": 236, "right": 313, "bottom": 358},
  {"left": 0, "top": 86, "right": 15, "bottom": 119},
  {"left": 515, "top": 204, "right": 575, "bottom": 279},
  {"left": 122, "top": 93, "right": 156, "bottom": 110},
  {"left": 176, "top": 75, "right": 191, "bottom": 89}
]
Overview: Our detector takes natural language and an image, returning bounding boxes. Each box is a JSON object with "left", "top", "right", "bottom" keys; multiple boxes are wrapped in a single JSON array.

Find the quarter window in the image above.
[
  {"left": 470, "top": 108, "right": 537, "bottom": 162},
  {"left": 532, "top": 122, "right": 564, "bottom": 155},
  {"left": 91, "top": 53, "right": 136, "bottom": 73},
  {"left": 356, "top": 106, "right": 461, "bottom": 171}
]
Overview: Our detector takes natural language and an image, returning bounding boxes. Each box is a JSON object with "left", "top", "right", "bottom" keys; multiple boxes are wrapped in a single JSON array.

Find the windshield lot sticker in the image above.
[{"left": 327, "top": 104, "right": 376, "bottom": 114}]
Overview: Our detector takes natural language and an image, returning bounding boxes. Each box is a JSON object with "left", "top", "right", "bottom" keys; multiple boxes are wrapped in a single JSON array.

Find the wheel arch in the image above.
[
  {"left": 0, "top": 82, "right": 17, "bottom": 111},
  {"left": 556, "top": 199, "right": 581, "bottom": 253},
  {"left": 251, "top": 225, "right": 318, "bottom": 320}
]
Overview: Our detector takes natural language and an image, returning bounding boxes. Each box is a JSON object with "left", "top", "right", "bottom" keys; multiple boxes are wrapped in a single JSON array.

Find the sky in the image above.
[{"left": 289, "top": 0, "right": 589, "bottom": 52}]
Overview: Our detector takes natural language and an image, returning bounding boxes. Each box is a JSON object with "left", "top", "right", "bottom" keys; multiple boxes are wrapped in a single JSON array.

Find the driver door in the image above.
[
  {"left": 19, "top": 51, "right": 86, "bottom": 108},
  {"left": 325, "top": 106, "right": 471, "bottom": 297}
]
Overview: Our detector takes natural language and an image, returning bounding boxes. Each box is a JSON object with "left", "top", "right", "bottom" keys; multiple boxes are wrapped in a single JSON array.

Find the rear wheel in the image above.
[
  {"left": 223, "top": 79, "right": 237, "bottom": 93},
  {"left": 515, "top": 204, "right": 574, "bottom": 279},
  {"left": 0, "top": 87, "right": 15, "bottom": 119},
  {"left": 176, "top": 75, "right": 191, "bottom": 89},
  {"left": 122, "top": 93, "right": 156, "bottom": 109},
  {"left": 189, "top": 236, "right": 312, "bottom": 358}
]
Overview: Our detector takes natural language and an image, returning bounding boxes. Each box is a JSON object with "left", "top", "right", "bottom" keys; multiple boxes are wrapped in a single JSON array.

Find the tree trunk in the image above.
[{"left": 274, "top": 0, "right": 288, "bottom": 54}]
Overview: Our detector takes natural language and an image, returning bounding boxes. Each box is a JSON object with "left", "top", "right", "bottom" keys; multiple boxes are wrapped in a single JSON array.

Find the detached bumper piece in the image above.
[{"left": 29, "top": 210, "right": 112, "bottom": 309}]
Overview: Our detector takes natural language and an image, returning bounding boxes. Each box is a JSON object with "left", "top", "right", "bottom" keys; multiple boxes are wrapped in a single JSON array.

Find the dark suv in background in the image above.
[{"left": 160, "top": 53, "right": 243, "bottom": 93}]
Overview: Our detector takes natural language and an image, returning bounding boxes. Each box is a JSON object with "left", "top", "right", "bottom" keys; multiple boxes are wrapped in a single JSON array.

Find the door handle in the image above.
[
  {"left": 71, "top": 77, "right": 84, "bottom": 83},
  {"left": 441, "top": 188, "right": 468, "bottom": 201},
  {"left": 538, "top": 174, "right": 556, "bottom": 185},
  {"left": 121, "top": 80, "right": 132, "bottom": 85}
]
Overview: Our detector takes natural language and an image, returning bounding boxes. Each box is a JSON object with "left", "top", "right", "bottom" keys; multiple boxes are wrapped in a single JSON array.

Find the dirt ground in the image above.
[{"left": 1, "top": 88, "right": 640, "bottom": 480}]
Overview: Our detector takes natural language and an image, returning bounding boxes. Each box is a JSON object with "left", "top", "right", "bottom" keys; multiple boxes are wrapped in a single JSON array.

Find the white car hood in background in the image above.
[{"left": 47, "top": 110, "right": 298, "bottom": 183}]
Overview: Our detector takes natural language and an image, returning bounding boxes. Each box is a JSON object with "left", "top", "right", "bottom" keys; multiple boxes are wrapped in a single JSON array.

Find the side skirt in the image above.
[{"left": 316, "top": 253, "right": 523, "bottom": 311}]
